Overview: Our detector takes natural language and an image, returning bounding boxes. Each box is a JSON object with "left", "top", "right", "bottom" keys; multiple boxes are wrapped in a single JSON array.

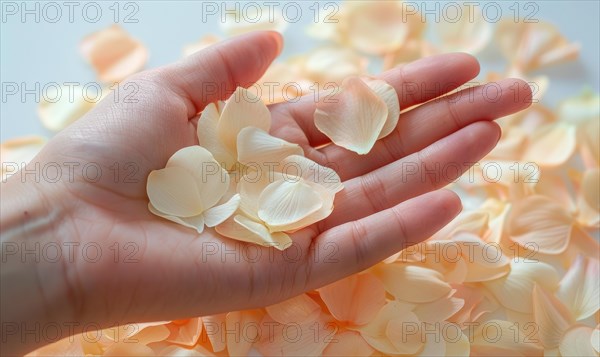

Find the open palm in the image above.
[{"left": 28, "top": 31, "right": 532, "bottom": 329}]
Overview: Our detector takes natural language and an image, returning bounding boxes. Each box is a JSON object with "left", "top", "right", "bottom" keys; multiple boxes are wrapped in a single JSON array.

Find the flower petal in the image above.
[
  {"left": 322, "top": 331, "right": 374, "bottom": 357},
  {"left": 412, "top": 295, "right": 465, "bottom": 324},
  {"left": 217, "top": 87, "right": 271, "bottom": 155},
  {"left": 374, "top": 264, "right": 452, "bottom": 303},
  {"left": 1, "top": 136, "right": 46, "bottom": 181},
  {"left": 265, "top": 294, "right": 321, "bottom": 325},
  {"left": 238, "top": 171, "right": 285, "bottom": 220},
  {"left": 203, "top": 194, "right": 241, "bottom": 227},
  {"left": 165, "top": 318, "right": 203, "bottom": 347},
  {"left": 314, "top": 77, "right": 388, "bottom": 155},
  {"left": 470, "top": 319, "right": 543, "bottom": 356},
  {"left": 258, "top": 179, "right": 323, "bottom": 227},
  {"left": 523, "top": 123, "right": 577, "bottom": 167},
  {"left": 559, "top": 325, "right": 597, "bottom": 357},
  {"left": 362, "top": 77, "right": 400, "bottom": 139},
  {"left": 237, "top": 127, "right": 303, "bottom": 166},
  {"left": 533, "top": 284, "right": 574, "bottom": 348},
  {"left": 166, "top": 146, "right": 230, "bottom": 209},
  {"left": 215, "top": 214, "right": 292, "bottom": 250},
  {"left": 80, "top": 25, "right": 147, "bottom": 82},
  {"left": 197, "top": 101, "right": 236, "bottom": 170},
  {"left": 147, "top": 166, "right": 204, "bottom": 217},
  {"left": 148, "top": 203, "right": 205, "bottom": 234},
  {"left": 225, "top": 310, "right": 263, "bottom": 356},
  {"left": 484, "top": 260, "right": 560, "bottom": 313},
  {"left": 356, "top": 301, "right": 423, "bottom": 355},
  {"left": 557, "top": 255, "right": 600, "bottom": 321},
  {"left": 319, "top": 272, "right": 386, "bottom": 326},
  {"left": 280, "top": 155, "right": 343, "bottom": 193},
  {"left": 508, "top": 195, "right": 573, "bottom": 255}
]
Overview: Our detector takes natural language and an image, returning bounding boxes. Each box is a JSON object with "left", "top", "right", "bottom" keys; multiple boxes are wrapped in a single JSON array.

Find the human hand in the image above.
[{"left": 0, "top": 31, "right": 532, "bottom": 355}]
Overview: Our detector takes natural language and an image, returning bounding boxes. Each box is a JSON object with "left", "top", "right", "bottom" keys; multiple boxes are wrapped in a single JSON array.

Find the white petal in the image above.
[
  {"left": 146, "top": 166, "right": 204, "bottom": 217},
  {"left": 203, "top": 194, "right": 241, "bottom": 227},
  {"left": 280, "top": 155, "right": 343, "bottom": 193},
  {"left": 166, "top": 146, "right": 230, "bottom": 209},
  {"left": 215, "top": 215, "right": 292, "bottom": 250},
  {"left": 258, "top": 179, "right": 323, "bottom": 227},
  {"left": 237, "top": 127, "right": 303, "bottom": 166},
  {"left": 238, "top": 171, "right": 285, "bottom": 220},
  {"left": 314, "top": 77, "right": 388, "bottom": 155},
  {"left": 362, "top": 77, "right": 400, "bottom": 139},
  {"left": 217, "top": 87, "right": 271, "bottom": 155},
  {"left": 197, "top": 101, "right": 236, "bottom": 170},
  {"left": 148, "top": 203, "right": 204, "bottom": 234},
  {"left": 557, "top": 255, "right": 600, "bottom": 321},
  {"left": 559, "top": 325, "right": 597, "bottom": 357},
  {"left": 265, "top": 181, "right": 334, "bottom": 232}
]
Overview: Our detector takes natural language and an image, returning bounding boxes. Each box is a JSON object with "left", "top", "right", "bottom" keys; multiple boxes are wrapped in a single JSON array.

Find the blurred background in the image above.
[{"left": 1, "top": 0, "right": 599, "bottom": 140}]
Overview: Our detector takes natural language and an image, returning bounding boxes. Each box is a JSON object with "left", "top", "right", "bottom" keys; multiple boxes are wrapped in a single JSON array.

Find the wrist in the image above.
[{"left": 1, "top": 176, "right": 76, "bottom": 355}]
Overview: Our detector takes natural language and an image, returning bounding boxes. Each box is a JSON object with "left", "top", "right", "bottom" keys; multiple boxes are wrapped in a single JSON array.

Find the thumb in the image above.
[{"left": 140, "top": 30, "right": 282, "bottom": 117}]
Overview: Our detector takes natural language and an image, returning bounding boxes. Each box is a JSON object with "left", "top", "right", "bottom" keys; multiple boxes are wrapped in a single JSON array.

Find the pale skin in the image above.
[{"left": 0, "top": 31, "right": 532, "bottom": 355}]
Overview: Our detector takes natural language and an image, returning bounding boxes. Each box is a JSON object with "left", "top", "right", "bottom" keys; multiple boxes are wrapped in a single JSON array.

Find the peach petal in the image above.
[
  {"left": 256, "top": 314, "right": 334, "bottom": 356},
  {"left": 375, "top": 264, "right": 452, "bottom": 303},
  {"left": 202, "top": 314, "right": 227, "bottom": 352},
  {"left": 38, "top": 85, "right": 95, "bottom": 131},
  {"left": 1, "top": 136, "right": 46, "bottom": 181},
  {"left": 413, "top": 295, "right": 465, "bottom": 324},
  {"left": 165, "top": 318, "right": 203, "bottom": 347},
  {"left": 80, "top": 25, "right": 147, "bottom": 82},
  {"left": 314, "top": 77, "right": 388, "bottom": 155},
  {"left": 318, "top": 272, "right": 386, "bottom": 326},
  {"left": 265, "top": 294, "right": 321, "bottom": 325},
  {"left": 557, "top": 255, "right": 600, "bottom": 321},
  {"left": 523, "top": 123, "right": 577, "bottom": 167},
  {"left": 484, "top": 260, "right": 560, "bottom": 313},
  {"left": 225, "top": 310, "right": 263, "bottom": 356},
  {"left": 533, "top": 285, "right": 574, "bottom": 348},
  {"left": 508, "top": 195, "right": 573, "bottom": 255},
  {"left": 322, "top": 330, "right": 374, "bottom": 356},
  {"left": 470, "top": 319, "right": 543, "bottom": 356}
]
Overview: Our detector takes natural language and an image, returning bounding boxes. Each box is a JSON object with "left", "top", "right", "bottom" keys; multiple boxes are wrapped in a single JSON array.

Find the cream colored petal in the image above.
[
  {"left": 578, "top": 168, "right": 600, "bottom": 227},
  {"left": 303, "top": 47, "right": 368, "bottom": 84},
  {"left": 356, "top": 301, "right": 423, "bottom": 355},
  {"left": 470, "top": 319, "right": 544, "bottom": 356},
  {"left": 431, "top": 210, "right": 489, "bottom": 240},
  {"left": 362, "top": 77, "right": 400, "bottom": 139},
  {"left": 280, "top": 155, "right": 343, "bottom": 193},
  {"left": 147, "top": 167, "right": 204, "bottom": 217},
  {"left": 238, "top": 171, "right": 285, "bottom": 220},
  {"left": 197, "top": 101, "right": 236, "bottom": 170},
  {"left": 413, "top": 296, "right": 464, "bottom": 324},
  {"left": 38, "top": 85, "right": 95, "bottom": 132},
  {"left": 266, "top": 181, "right": 335, "bottom": 232},
  {"left": 219, "top": 5, "right": 288, "bottom": 36},
  {"left": 533, "top": 284, "right": 574, "bottom": 348},
  {"left": 1, "top": 136, "right": 46, "bottom": 181},
  {"left": 323, "top": 331, "right": 374, "bottom": 357},
  {"left": 80, "top": 25, "right": 147, "bottom": 82},
  {"left": 415, "top": 321, "right": 470, "bottom": 357},
  {"left": 508, "top": 195, "right": 573, "bottom": 255},
  {"left": 237, "top": 127, "right": 303, "bottom": 166},
  {"left": 215, "top": 214, "right": 292, "bottom": 250},
  {"left": 559, "top": 325, "right": 597, "bottom": 357},
  {"left": 148, "top": 203, "right": 205, "bottom": 234},
  {"left": 434, "top": 3, "right": 492, "bottom": 55},
  {"left": 258, "top": 179, "right": 323, "bottom": 227},
  {"left": 314, "top": 77, "right": 388, "bottom": 155},
  {"left": 559, "top": 89, "right": 600, "bottom": 125},
  {"left": 523, "top": 123, "right": 577, "bottom": 167},
  {"left": 557, "top": 255, "right": 600, "bottom": 321},
  {"left": 592, "top": 326, "right": 600, "bottom": 353},
  {"left": 166, "top": 146, "right": 230, "bottom": 209},
  {"left": 217, "top": 87, "right": 271, "bottom": 154},
  {"left": 265, "top": 294, "right": 321, "bottom": 325},
  {"left": 202, "top": 194, "right": 240, "bottom": 228},
  {"left": 374, "top": 264, "right": 452, "bottom": 303},
  {"left": 484, "top": 260, "right": 560, "bottom": 313},
  {"left": 318, "top": 272, "right": 386, "bottom": 326}
]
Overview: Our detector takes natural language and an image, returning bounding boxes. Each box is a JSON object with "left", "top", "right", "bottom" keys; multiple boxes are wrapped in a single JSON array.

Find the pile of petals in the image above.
[
  {"left": 147, "top": 87, "right": 344, "bottom": 250},
  {"left": 3, "top": 1, "right": 597, "bottom": 356}
]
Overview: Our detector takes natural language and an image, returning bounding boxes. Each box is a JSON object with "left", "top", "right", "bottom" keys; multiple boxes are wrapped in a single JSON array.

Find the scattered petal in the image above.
[
  {"left": 258, "top": 179, "right": 323, "bottom": 227},
  {"left": 237, "top": 127, "right": 303, "bottom": 166},
  {"left": 203, "top": 194, "right": 241, "bottom": 227}
]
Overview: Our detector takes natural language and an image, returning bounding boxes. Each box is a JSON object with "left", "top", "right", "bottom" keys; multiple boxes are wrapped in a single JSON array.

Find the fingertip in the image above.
[
  {"left": 436, "top": 189, "right": 463, "bottom": 218},
  {"left": 508, "top": 77, "right": 534, "bottom": 108},
  {"left": 450, "top": 52, "right": 481, "bottom": 78}
]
